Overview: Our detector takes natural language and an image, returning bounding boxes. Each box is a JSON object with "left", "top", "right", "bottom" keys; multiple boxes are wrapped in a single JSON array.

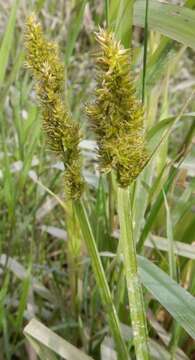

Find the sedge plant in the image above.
[
  {"left": 86, "top": 29, "right": 150, "bottom": 359},
  {"left": 1, "top": 1, "right": 195, "bottom": 359},
  {"left": 24, "top": 15, "right": 129, "bottom": 359},
  {"left": 25, "top": 13, "right": 150, "bottom": 360}
]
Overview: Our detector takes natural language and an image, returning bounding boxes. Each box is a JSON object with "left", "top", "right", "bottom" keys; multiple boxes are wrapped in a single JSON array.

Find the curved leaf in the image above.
[
  {"left": 134, "top": 0, "right": 195, "bottom": 49},
  {"left": 139, "top": 256, "right": 195, "bottom": 339}
]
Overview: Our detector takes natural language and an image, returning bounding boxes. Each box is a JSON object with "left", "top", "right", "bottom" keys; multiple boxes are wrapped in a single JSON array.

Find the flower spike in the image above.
[
  {"left": 25, "top": 15, "right": 84, "bottom": 199},
  {"left": 86, "top": 28, "right": 148, "bottom": 187}
]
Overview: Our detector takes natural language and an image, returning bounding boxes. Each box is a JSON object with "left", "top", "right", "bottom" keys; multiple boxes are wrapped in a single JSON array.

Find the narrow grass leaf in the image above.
[
  {"left": 65, "top": 0, "right": 87, "bottom": 65},
  {"left": 0, "top": 254, "right": 52, "bottom": 301},
  {"left": 15, "top": 271, "right": 31, "bottom": 333},
  {"left": 75, "top": 200, "right": 130, "bottom": 359},
  {"left": 138, "top": 256, "right": 195, "bottom": 339},
  {"left": 147, "top": 114, "right": 195, "bottom": 156},
  {"left": 94, "top": 177, "right": 110, "bottom": 250},
  {"left": 24, "top": 319, "right": 94, "bottom": 360},
  {"left": 25, "top": 335, "right": 60, "bottom": 360},
  {"left": 146, "top": 236, "right": 195, "bottom": 260},
  {"left": 137, "top": 165, "right": 178, "bottom": 251},
  {"left": 0, "top": 0, "right": 20, "bottom": 84},
  {"left": 163, "top": 192, "right": 177, "bottom": 280},
  {"left": 138, "top": 38, "right": 175, "bottom": 94},
  {"left": 101, "top": 334, "right": 188, "bottom": 360},
  {"left": 110, "top": 0, "right": 135, "bottom": 47},
  {"left": 134, "top": 0, "right": 195, "bottom": 50},
  {"left": 137, "top": 0, "right": 192, "bottom": 96},
  {"left": 0, "top": 52, "right": 24, "bottom": 106}
]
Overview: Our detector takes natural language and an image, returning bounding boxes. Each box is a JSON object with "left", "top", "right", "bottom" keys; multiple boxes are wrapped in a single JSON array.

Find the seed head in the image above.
[
  {"left": 25, "top": 15, "right": 84, "bottom": 199},
  {"left": 86, "top": 29, "right": 148, "bottom": 187}
]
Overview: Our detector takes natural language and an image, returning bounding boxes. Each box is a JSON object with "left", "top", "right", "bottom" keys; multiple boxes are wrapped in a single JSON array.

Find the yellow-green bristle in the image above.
[
  {"left": 86, "top": 28, "right": 148, "bottom": 187},
  {"left": 25, "top": 15, "right": 84, "bottom": 199}
]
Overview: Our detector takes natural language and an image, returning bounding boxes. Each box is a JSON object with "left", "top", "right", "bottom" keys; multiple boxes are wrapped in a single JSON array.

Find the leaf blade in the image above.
[
  {"left": 0, "top": 0, "right": 20, "bottom": 84},
  {"left": 139, "top": 256, "right": 195, "bottom": 339},
  {"left": 134, "top": 0, "right": 195, "bottom": 49},
  {"left": 24, "top": 319, "right": 94, "bottom": 360}
]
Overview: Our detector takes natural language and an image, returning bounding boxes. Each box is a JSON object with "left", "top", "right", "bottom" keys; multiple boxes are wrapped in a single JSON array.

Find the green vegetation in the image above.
[{"left": 1, "top": 1, "right": 195, "bottom": 359}]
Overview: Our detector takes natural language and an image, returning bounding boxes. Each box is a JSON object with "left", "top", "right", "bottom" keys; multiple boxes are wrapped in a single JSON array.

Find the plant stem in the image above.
[
  {"left": 66, "top": 200, "right": 81, "bottom": 318},
  {"left": 117, "top": 186, "right": 150, "bottom": 360},
  {"left": 74, "top": 200, "right": 130, "bottom": 360}
]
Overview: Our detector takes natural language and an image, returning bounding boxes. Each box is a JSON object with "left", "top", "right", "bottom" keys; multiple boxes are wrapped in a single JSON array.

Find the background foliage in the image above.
[{"left": 0, "top": 0, "right": 195, "bottom": 359}]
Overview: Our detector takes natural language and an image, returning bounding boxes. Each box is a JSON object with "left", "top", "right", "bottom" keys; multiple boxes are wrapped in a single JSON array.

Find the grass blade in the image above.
[
  {"left": 24, "top": 319, "right": 93, "bottom": 360},
  {"left": 15, "top": 271, "right": 31, "bottom": 333},
  {"left": 146, "top": 236, "right": 195, "bottom": 260},
  {"left": 75, "top": 200, "right": 129, "bottom": 360},
  {"left": 65, "top": 0, "right": 87, "bottom": 65},
  {"left": 0, "top": 0, "right": 20, "bottom": 84},
  {"left": 134, "top": 0, "right": 195, "bottom": 49},
  {"left": 163, "top": 192, "right": 177, "bottom": 281},
  {"left": 138, "top": 256, "right": 195, "bottom": 339},
  {"left": 110, "top": 0, "right": 135, "bottom": 47},
  {"left": 137, "top": 165, "right": 178, "bottom": 251}
]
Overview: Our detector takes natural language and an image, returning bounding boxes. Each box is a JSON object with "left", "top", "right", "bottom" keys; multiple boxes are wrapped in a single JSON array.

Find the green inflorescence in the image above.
[
  {"left": 86, "top": 29, "right": 148, "bottom": 187},
  {"left": 25, "top": 15, "right": 84, "bottom": 199}
]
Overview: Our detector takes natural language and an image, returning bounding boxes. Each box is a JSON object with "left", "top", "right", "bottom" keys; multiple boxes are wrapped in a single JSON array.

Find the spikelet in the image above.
[
  {"left": 86, "top": 29, "right": 148, "bottom": 187},
  {"left": 25, "top": 15, "right": 84, "bottom": 199}
]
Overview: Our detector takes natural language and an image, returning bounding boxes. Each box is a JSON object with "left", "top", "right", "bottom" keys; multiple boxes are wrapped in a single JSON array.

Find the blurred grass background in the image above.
[{"left": 1, "top": 0, "right": 195, "bottom": 359}]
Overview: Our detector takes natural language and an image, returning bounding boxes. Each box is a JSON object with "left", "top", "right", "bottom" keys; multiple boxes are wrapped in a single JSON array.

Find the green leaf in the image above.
[
  {"left": 147, "top": 114, "right": 195, "bottom": 143},
  {"left": 101, "top": 335, "right": 187, "bottom": 360},
  {"left": 163, "top": 192, "right": 177, "bottom": 281},
  {"left": 15, "top": 270, "right": 31, "bottom": 333},
  {"left": 24, "top": 319, "right": 94, "bottom": 360},
  {"left": 138, "top": 256, "right": 195, "bottom": 339},
  {"left": 75, "top": 200, "right": 129, "bottom": 359},
  {"left": 138, "top": 38, "right": 175, "bottom": 93},
  {"left": 110, "top": 0, "right": 135, "bottom": 47},
  {"left": 137, "top": 166, "right": 178, "bottom": 251},
  {"left": 65, "top": 0, "right": 87, "bottom": 65},
  {"left": 146, "top": 235, "right": 195, "bottom": 260},
  {"left": 0, "top": 254, "right": 52, "bottom": 301},
  {"left": 94, "top": 177, "right": 110, "bottom": 250},
  {"left": 134, "top": 0, "right": 195, "bottom": 49},
  {"left": 0, "top": 0, "right": 20, "bottom": 84}
]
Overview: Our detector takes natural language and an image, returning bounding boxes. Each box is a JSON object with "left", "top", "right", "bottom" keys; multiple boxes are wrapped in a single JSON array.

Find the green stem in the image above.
[
  {"left": 66, "top": 200, "right": 80, "bottom": 318},
  {"left": 74, "top": 200, "right": 129, "bottom": 360},
  {"left": 117, "top": 186, "right": 150, "bottom": 360}
]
